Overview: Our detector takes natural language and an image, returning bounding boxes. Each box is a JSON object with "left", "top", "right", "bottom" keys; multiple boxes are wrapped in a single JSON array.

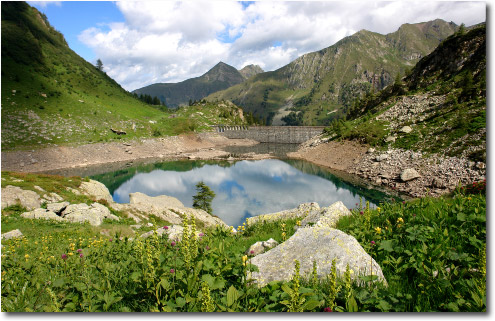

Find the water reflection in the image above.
[{"left": 104, "top": 159, "right": 394, "bottom": 227}]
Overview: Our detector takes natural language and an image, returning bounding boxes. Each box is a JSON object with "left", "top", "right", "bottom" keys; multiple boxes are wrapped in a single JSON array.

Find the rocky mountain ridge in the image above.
[{"left": 206, "top": 19, "right": 458, "bottom": 125}]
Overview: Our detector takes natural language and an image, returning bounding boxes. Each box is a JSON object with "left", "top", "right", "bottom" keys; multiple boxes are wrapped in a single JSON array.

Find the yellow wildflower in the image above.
[
  {"left": 296, "top": 220, "right": 301, "bottom": 226},
  {"left": 397, "top": 217, "right": 404, "bottom": 224},
  {"left": 24, "top": 254, "right": 29, "bottom": 259},
  {"left": 68, "top": 252, "right": 74, "bottom": 256},
  {"left": 376, "top": 207, "right": 381, "bottom": 213},
  {"left": 374, "top": 227, "right": 382, "bottom": 234},
  {"left": 242, "top": 255, "right": 248, "bottom": 266}
]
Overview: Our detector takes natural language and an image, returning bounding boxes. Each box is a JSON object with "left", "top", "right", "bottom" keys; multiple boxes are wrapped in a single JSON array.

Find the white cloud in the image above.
[
  {"left": 78, "top": 1, "right": 486, "bottom": 91},
  {"left": 28, "top": 1, "right": 62, "bottom": 9}
]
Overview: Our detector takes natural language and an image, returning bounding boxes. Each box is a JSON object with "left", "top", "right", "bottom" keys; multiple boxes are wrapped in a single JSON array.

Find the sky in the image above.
[{"left": 28, "top": 1, "right": 487, "bottom": 92}]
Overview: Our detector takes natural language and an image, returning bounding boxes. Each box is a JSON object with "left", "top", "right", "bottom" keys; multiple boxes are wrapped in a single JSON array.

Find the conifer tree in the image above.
[{"left": 192, "top": 181, "right": 216, "bottom": 214}]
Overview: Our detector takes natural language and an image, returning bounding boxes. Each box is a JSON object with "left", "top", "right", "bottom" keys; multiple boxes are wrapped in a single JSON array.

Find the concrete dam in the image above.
[{"left": 213, "top": 125, "right": 326, "bottom": 144}]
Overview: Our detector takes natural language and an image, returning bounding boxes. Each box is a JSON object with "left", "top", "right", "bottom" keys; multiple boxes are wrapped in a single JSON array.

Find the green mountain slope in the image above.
[
  {"left": 1, "top": 2, "right": 247, "bottom": 151},
  {"left": 328, "top": 23, "right": 486, "bottom": 161},
  {"left": 133, "top": 62, "right": 247, "bottom": 108},
  {"left": 207, "top": 19, "right": 457, "bottom": 125}
]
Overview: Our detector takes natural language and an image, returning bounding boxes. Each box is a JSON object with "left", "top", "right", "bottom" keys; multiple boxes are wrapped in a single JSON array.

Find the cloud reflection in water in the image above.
[{"left": 112, "top": 159, "right": 374, "bottom": 226}]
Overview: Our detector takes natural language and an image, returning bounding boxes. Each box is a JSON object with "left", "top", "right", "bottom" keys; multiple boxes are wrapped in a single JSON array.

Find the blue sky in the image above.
[
  {"left": 28, "top": 1, "right": 486, "bottom": 91},
  {"left": 28, "top": 1, "right": 124, "bottom": 62}
]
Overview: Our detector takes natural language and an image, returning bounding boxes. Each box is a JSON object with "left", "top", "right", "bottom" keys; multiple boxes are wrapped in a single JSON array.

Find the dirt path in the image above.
[{"left": 1, "top": 133, "right": 258, "bottom": 173}]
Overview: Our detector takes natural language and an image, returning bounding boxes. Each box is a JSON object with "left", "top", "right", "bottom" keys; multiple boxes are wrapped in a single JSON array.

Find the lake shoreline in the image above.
[{"left": 1, "top": 132, "right": 261, "bottom": 174}]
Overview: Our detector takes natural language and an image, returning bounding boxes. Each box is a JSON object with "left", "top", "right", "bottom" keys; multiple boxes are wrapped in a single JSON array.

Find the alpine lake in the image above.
[{"left": 45, "top": 143, "right": 401, "bottom": 227}]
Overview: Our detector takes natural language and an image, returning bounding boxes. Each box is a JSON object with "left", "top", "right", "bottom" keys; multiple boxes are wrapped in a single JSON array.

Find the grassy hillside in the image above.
[
  {"left": 132, "top": 62, "right": 246, "bottom": 108},
  {"left": 1, "top": 2, "right": 247, "bottom": 151},
  {"left": 326, "top": 24, "right": 486, "bottom": 161},
  {"left": 207, "top": 19, "right": 457, "bottom": 125}
]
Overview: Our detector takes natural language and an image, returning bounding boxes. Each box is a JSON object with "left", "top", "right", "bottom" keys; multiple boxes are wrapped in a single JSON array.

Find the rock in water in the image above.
[
  {"left": 400, "top": 168, "right": 421, "bottom": 182},
  {"left": 1, "top": 185, "right": 41, "bottom": 210},
  {"left": 249, "top": 227, "right": 387, "bottom": 287}
]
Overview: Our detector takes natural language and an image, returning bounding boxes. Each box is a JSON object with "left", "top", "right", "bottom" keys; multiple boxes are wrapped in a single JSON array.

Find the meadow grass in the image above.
[{"left": 1, "top": 180, "right": 486, "bottom": 312}]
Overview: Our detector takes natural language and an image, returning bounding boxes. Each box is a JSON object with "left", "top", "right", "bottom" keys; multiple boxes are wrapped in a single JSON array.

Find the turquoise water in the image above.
[{"left": 90, "top": 159, "right": 396, "bottom": 227}]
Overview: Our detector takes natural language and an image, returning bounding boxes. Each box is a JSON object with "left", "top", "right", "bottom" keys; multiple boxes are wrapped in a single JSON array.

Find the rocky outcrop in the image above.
[
  {"left": 21, "top": 208, "right": 64, "bottom": 221},
  {"left": 1, "top": 229, "right": 23, "bottom": 240},
  {"left": 79, "top": 179, "right": 113, "bottom": 203},
  {"left": 1, "top": 185, "right": 41, "bottom": 210},
  {"left": 21, "top": 202, "right": 119, "bottom": 226},
  {"left": 111, "top": 192, "right": 227, "bottom": 228},
  {"left": 246, "top": 238, "right": 279, "bottom": 256},
  {"left": 62, "top": 203, "right": 119, "bottom": 226},
  {"left": 299, "top": 201, "right": 351, "bottom": 228},
  {"left": 246, "top": 202, "right": 320, "bottom": 225},
  {"left": 249, "top": 227, "right": 386, "bottom": 288}
]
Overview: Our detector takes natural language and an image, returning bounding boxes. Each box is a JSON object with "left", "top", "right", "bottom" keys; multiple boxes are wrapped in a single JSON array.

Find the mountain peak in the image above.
[{"left": 239, "top": 64, "right": 264, "bottom": 79}]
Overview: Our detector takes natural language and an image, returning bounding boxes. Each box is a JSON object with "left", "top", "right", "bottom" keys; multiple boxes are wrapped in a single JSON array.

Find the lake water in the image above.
[{"left": 89, "top": 158, "right": 397, "bottom": 227}]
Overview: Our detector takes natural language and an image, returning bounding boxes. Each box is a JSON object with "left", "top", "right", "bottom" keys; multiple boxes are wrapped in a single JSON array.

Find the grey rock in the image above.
[
  {"left": 375, "top": 154, "right": 389, "bottom": 162},
  {"left": 42, "top": 192, "right": 63, "bottom": 203},
  {"left": 385, "top": 135, "right": 396, "bottom": 143},
  {"left": 400, "top": 126, "right": 413, "bottom": 133},
  {"left": 246, "top": 202, "right": 320, "bottom": 225},
  {"left": 400, "top": 168, "right": 421, "bottom": 182},
  {"left": 367, "top": 148, "right": 375, "bottom": 154},
  {"left": 46, "top": 201, "right": 70, "bottom": 214},
  {"left": 246, "top": 238, "right": 279, "bottom": 256},
  {"left": 299, "top": 201, "right": 351, "bottom": 228},
  {"left": 1, "top": 229, "right": 23, "bottom": 240},
  {"left": 62, "top": 202, "right": 118, "bottom": 226},
  {"left": 249, "top": 227, "right": 387, "bottom": 287},
  {"left": 1, "top": 185, "right": 41, "bottom": 210},
  {"left": 79, "top": 179, "right": 113, "bottom": 203},
  {"left": 21, "top": 208, "right": 64, "bottom": 221}
]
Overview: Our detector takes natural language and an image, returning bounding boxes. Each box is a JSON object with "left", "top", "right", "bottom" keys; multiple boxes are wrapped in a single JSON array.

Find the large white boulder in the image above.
[{"left": 249, "top": 227, "right": 387, "bottom": 288}]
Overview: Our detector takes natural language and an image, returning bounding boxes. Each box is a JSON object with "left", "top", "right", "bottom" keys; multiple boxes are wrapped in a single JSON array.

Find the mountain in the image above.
[
  {"left": 133, "top": 62, "right": 247, "bottom": 108},
  {"left": 206, "top": 19, "right": 458, "bottom": 125},
  {"left": 239, "top": 64, "right": 264, "bottom": 79},
  {"left": 1, "top": 2, "right": 249, "bottom": 151},
  {"left": 329, "top": 23, "right": 486, "bottom": 161}
]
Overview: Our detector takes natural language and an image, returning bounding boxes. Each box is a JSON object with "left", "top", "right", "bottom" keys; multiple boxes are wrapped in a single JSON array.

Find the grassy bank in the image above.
[{"left": 1, "top": 173, "right": 486, "bottom": 312}]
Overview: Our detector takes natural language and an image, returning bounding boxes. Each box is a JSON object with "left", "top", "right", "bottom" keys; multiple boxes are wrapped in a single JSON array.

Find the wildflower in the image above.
[
  {"left": 370, "top": 241, "right": 376, "bottom": 246},
  {"left": 402, "top": 201, "right": 406, "bottom": 205},
  {"left": 79, "top": 254, "right": 83, "bottom": 258},
  {"left": 199, "top": 233, "right": 204, "bottom": 237},
  {"left": 170, "top": 269, "right": 175, "bottom": 274},
  {"left": 374, "top": 227, "right": 382, "bottom": 234},
  {"left": 171, "top": 241, "right": 176, "bottom": 247},
  {"left": 61, "top": 254, "right": 67, "bottom": 260},
  {"left": 163, "top": 226, "right": 169, "bottom": 230},
  {"left": 250, "top": 250, "right": 255, "bottom": 255},
  {"left": 324, "top": 307, "right": 333, "bottom": 312},
  {"left": 296, "top": 220, "right": 301, "bottom": 226},
  {"left": 360, "top": 211, "right": 364, "bottom": 215},
  {"left": 205, "top": 246, "right": 210, "bottom": 250},
  {"left": 242, "top": 255, "right": 248, "bottom": 266},
  {"left": 397, "top": 217, "right": 404, "bottom": 224},
  {"left": 68, "top": 252, "right": 74, "bottom": 256},
  {"left": 376, "top": 207, "right": 381, "bottom": 213},
  {"left": 109, "top": 239, "right": 113, "bottom": 242},
  {"left": 77, "top": 249, "right": 82, "bottom": 253},
  {"left": 24, "top": 254, "right": 29, "bottom": 259}
]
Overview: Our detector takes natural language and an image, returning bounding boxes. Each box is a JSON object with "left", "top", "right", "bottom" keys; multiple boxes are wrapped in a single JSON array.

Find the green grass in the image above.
[
  {"left": 1, "top": 3, "right": 248, "bottom": 151},
  {"left": 1, "top": 181, "right": 486, "bottom": 312}
]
